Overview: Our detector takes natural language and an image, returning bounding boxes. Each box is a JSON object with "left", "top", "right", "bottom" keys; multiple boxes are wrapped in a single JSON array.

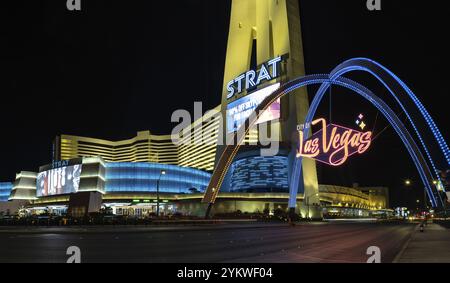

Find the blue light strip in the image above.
[
  {"left": 336, "top": 78, "right": 439, "bottom": 207},
  {"left": 329, "top": 62, "right": 445, "bottom": 189},
  {"left": 0, "top": 182, "right": 13, "bottom": 202},
  {"left": 353, "top": 58, "right": 450, "bottom": 165},
  {"left": 332, "top": 58, "right": 449, "bottom": 173},
  {"left": 105, "top": 163, "right": 211, "bottom": 194}
]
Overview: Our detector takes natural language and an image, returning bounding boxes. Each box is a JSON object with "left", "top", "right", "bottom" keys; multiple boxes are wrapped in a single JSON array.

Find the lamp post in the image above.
[
  {"left": 156, "top": 170, "right": 166, "bottom": 218},
  {"left": 424, "top": 187, "right": 428, "bottom": 210}
]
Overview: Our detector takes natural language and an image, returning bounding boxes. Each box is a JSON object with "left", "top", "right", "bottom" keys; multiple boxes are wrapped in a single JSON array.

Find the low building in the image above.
[
  {"left": 1, "top": 176, "right": 33, "bottom": 215},
  {"left": 2, "top": 156, "right": 390, "bottom": 218}
]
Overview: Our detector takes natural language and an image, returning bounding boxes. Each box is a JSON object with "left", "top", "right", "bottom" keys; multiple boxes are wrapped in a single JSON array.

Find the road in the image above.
[{"left": 0, "top": 222, "right": 415, "bottom": 263}]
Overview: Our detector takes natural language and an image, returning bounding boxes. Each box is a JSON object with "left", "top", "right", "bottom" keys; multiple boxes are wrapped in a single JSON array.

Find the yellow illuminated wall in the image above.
[{"left": 9, "top": 171, "right": 37, "bottom": 201}]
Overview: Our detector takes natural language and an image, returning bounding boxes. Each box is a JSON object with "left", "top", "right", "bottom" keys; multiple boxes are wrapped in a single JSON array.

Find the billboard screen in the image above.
[
  {"left": 226, "top": 83, "right": 280, "bottom": 133},
  {"left": 37, "top": 164, "right": 82, "bottom": 197}
]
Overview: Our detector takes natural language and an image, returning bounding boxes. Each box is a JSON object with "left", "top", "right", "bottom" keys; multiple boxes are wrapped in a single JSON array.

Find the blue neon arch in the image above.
[
  {"left": 289, "top": 76, "right": 442, "bottom": 209},
  {"left": 289, "top": 59, "right": 449, "bottom": 209},
  {"left": 203, "top": 60, "right": 448, "bottom": 215},
  {"left": 330, "top": 58, "right": 449, "bottom": 179}
]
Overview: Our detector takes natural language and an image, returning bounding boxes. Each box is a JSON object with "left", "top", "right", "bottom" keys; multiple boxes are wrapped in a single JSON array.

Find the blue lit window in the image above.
[
  {"left": 230, "top": 156, "right": 289, "bottom": 192},
  {"left": 105, "top": 163, "right": 211, "bottom": 194},
  {"left": 0, "top": 182, "right": 13, "bottom": 202}
]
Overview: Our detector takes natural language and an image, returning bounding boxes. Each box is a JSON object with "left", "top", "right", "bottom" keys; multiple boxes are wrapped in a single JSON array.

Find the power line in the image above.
[{"left": 372, "top": 111, "right": 408, "bottom": 141}]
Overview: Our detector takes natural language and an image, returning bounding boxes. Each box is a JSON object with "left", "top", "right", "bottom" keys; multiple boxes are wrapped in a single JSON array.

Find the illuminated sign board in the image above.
[
  {"left": 37, "top": 164, "right": 82, "bottom": 197},
  {"left": 226, "top": 83, "right": 281, "bottom": 133},
  {"left": 39, "top": 158, "right": 83, "bottom": 172},
  {"left": 226, "top": 54, "right": 288, "bottom": 100},
  {"left": 37, "top": 159, "right": 83, "bottom": 197},
  {"left": 296, "top": 118, "right": 372, "bottom": 166}
]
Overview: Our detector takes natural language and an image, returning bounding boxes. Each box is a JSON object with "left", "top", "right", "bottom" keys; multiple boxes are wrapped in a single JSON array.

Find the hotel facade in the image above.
[
  {"left": 55, "top": 105, "right": 221, "bottom": 172},
  {"left": 1, "top": 110, "right": 390, "bottom": 218},
  {"left": 0, "top": 0, "right": 391, "bottom": 218}
]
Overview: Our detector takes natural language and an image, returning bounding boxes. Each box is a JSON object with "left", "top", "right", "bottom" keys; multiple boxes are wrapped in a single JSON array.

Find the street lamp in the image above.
[
  {"left": 404, "top": 179, "right": 411, "bottom": 186},
  {"left": 156, "top": 170, "right": 166, "bottom": 217}
]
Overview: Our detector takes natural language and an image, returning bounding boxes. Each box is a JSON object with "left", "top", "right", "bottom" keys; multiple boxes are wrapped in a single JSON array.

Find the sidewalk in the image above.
[{"left": 395, "top": 223, "right": 450, "bottom": 263}]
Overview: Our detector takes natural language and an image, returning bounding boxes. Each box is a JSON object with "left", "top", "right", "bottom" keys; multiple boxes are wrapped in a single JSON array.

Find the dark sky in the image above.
[{"left": 2, "top": 0, "right": 449, "bottom": 208}]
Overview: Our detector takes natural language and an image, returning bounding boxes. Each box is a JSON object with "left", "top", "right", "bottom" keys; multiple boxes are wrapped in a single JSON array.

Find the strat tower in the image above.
[{"left": 214, "top": 0, "right": 321, "bottom": 218}]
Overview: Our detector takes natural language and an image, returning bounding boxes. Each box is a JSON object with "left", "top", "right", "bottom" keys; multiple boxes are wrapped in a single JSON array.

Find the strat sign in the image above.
[
  {"left": 226, "top": 54, "right": 288, "bottom": 99},
  {"left": 297, "top": 118, "right": 372, "bottom": 166}
]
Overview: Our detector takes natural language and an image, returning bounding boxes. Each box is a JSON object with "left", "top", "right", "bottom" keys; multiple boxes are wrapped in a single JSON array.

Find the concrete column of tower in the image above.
[{"left": 215, "top": 0, "right": 321, "bottom": 219}]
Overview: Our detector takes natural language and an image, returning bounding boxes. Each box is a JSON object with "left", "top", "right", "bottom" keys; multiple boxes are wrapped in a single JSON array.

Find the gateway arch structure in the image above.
[
  {"left": 204, "top": 0, "right": 448, "bottom": 217},
  {"left": 202, "top": 61, "right": 449, "bottom": 215}
]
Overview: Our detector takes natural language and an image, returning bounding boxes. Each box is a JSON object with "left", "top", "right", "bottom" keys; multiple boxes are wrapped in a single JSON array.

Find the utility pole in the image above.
[{"left": 156, "top": 170, "right": 166, "bottom": 217}]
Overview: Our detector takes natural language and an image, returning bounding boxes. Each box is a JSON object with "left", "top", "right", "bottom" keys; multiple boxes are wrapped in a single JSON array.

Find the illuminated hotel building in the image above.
[
  {"left": 55, "top": 106, "right": 221, "bottom": 172},
  {"left": 1, "top": 154, "right": 390, "bottom": 218},
  {"left": 57, "top": 132, "right": 179, "bottom": 165},
  {"left": 48, "top": 0, "right": 327, "bottom": 219},
  {"left": 0, "top": 0, "right": 394, "bottom": 218}
]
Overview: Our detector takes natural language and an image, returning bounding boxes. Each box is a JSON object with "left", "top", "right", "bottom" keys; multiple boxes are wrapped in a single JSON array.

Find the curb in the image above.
[{"left": 392, "top": 224, "right": 419, "bottom": 263}]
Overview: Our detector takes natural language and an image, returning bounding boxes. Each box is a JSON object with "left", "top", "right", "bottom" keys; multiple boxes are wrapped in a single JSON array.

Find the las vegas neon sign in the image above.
[{"left": 297, "top": 118, "right": 372, "bottom": 166}]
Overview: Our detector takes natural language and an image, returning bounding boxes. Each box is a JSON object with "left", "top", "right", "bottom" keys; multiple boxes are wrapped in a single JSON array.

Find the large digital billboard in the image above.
[
  {"left": 37, "top": 164, "right": 82, "bottom": 197},
  {"left": 226, "top": 83, "right": 280, "bottom": 133}
]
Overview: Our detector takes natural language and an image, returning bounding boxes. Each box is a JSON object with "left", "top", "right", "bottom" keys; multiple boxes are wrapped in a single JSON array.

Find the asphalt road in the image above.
[{"left": 0, "top": 222, "right": 415, "bottom": 263}]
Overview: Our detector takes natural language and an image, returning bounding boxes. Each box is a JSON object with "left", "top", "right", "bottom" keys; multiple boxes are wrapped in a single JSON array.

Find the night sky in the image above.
[{"left": 2, "top": 0, "right": 449, "bottom": 209}]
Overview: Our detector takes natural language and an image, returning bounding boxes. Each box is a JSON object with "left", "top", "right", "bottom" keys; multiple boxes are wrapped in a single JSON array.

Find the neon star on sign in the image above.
[{"left": 297, "top": 118, "right": 373, "bottom": 166}]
